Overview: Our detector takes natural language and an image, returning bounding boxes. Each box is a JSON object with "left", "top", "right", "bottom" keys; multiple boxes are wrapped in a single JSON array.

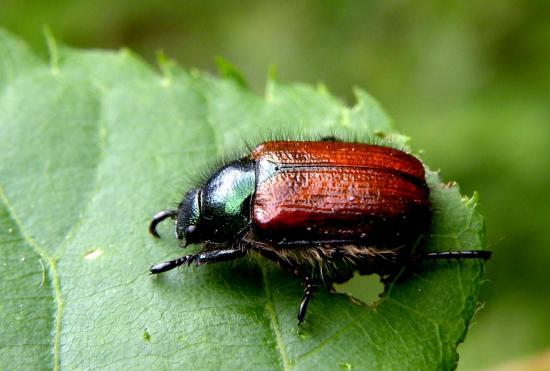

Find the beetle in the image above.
[{"left": 149, "top": 140, "right": 491, "bottom": 323}]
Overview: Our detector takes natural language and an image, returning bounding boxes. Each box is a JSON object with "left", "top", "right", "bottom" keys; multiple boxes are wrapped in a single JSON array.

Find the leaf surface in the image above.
[{"left": 0, "top": 30, "right": 487, "bottom": 370}]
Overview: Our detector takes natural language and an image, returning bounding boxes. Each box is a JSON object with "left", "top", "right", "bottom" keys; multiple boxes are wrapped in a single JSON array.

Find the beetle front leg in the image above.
[
  {"left": 149, "top": 210, "right": 177, "bottom": 238},
  {"left": 150, "top": 247, "right": 246, "bottom": 274},
  {"left": 188, "top": 248, "right": 247, "bottom": 266}
]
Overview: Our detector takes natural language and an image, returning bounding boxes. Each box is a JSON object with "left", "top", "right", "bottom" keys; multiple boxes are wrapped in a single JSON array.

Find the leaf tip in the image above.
[
  {"left": 42, "top": 25, "right": 60, "bottom": 74},
  {"left": 351, "top": 86, "right": 393, "bottom": 132},
  {"left": 462, "top": 190, "right": 480, "bottom": 210},
  {"left": 215, "top": 56, "right": 248, "bottom": 88},
  {"left": 156, "top": 50, "right": 176, "bottom": 87},
  {"left": 265, "top": 64, "right": 279, "bottom": 101},
  {"left": 316, "top": 82, "right": 329, "bottom": 95}
]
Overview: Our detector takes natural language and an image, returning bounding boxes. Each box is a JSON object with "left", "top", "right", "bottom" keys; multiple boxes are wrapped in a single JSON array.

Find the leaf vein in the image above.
[
  {"left": 53, "top": 92, "right": 107, "bottom": 258},
  {"left": 261, "top": 266, "right": 291, "bottom": 370},
  {"left": 0, "top": 186, "right": 64, "bottom": 371}
]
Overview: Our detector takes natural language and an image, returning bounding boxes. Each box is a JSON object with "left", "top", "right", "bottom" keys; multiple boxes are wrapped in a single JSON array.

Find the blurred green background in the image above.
[{"left": 2, "top": 1, "right": 549, "bottom": 369}]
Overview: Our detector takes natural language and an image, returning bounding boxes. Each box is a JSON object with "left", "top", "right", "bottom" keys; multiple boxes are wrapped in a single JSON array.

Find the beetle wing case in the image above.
[{"left": 250, "top": 141, "right": 431, "bottom": 247}]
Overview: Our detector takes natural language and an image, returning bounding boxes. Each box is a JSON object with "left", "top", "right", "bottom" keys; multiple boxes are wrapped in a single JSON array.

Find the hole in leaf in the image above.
[{"left": 333, "top": 273, "right": 384, "bottom": 305}]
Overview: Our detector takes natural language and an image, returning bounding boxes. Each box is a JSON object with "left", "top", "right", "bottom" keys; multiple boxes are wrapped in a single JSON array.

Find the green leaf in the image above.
[{"left": 0, "top": 29, "right": 487, "bottom": 370}]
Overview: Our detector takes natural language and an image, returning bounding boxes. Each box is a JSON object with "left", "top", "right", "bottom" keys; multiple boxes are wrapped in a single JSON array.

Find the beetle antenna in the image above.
[
  {"left": 423, "top": 250, "right": 492, "bottom": 260},
  {"left": 149, "top": 210, "right": 177, "bottom": 238}
]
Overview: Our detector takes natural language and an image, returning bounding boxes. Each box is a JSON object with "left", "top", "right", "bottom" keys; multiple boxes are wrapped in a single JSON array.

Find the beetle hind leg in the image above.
[{"left": 422, "top": 250, "right": 492, "bottom": 261}]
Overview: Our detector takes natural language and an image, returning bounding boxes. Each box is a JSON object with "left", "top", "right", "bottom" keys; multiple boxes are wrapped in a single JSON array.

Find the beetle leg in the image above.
[
  {"left": 149, "top": 210, "right": 177, "bottom": 238},
  {"left": 150, "top": 248, "right": 246, "bottom": 274},
  {"left": 272, "top": 239, "right": 361, "bottom": 247},
  {"left": 298, "top": 275, "right": 314, "bottom": 324},
  {"left": 188, "top": 248, "right": 247, "bottom": 266},
  {"left": 422, "top": 250, "right": 492, "bottom": 260},
  {"left": 240, "top": 236, "right": 320, "bottom": 323},
  {"left": 149, "top": 255, "right": 191, "bottom": 274}
]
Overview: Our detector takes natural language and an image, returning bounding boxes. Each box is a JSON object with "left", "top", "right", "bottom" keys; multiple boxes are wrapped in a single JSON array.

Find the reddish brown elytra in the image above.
[
  {"left": 250, "top": 141, "right": 431, "bottom": 247},
  {"left": 149, "top": 140, "right": 491, "bottom": 323}
]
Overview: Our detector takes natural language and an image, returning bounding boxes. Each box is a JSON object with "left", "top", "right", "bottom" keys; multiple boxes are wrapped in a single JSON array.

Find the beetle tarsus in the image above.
[
  {"left": 149, "top": 210, "right": 177, "bottom": 238},
  {"left": 423, "top": 250, "right": 492, "bottom": 260},
  {"left": 298, "top": 275, "right": 314, "bottom": 324},
  {"left": 247, "top": 242, "right": 317, "bottom": 324},
  {"left": 150, "top": 255, "right": 190, "bottom": 274},
  {"left": 150, "top": 248, "right": 246, "bottom": 274}
]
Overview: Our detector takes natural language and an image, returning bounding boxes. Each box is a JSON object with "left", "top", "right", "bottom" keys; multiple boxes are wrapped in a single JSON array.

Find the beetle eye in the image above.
[{"left": 183, "top": 225, "right": 200, "bottom": 246}]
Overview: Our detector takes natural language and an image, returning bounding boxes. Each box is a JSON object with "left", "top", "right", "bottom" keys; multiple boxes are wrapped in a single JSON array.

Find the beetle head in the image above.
[{"left": 175, "top": 189, "right": 202, "bottom": 245}]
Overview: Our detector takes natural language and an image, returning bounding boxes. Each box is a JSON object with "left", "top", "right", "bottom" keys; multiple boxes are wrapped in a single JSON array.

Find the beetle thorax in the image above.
[{"left": 193, "top": 159, "right": 256, "bottom": 243}]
